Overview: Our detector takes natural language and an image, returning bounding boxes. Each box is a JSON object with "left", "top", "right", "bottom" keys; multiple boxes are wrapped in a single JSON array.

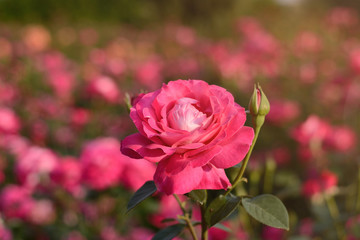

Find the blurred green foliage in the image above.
[{"left": 1, "top": 0, "right": 357, "bottom": 27}]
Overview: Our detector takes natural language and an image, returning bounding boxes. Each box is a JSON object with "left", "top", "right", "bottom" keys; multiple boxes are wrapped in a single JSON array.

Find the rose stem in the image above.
[
  {"left": 263, "top": 157, "right": 276, "bottom": 194},
  {"left": 200, "top": 203, "right": 208, "bottom": 240},
  {"left": 173, "top": 194, "right": 199, "bottom": 240},
  {"left": 325, "top": 194, "right": 344, "bottom": 240},
  {"left": 224, "top": 125, "right": 261, "bottom": 196},
  {"left": 355, "top": 165, "right": 360, "bottom": 213}
]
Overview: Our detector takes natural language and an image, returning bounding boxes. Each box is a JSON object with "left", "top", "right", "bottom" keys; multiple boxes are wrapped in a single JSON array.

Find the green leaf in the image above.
[
  {"left": 213, "top": 223, "right": 232, "bottom": 233},
  {"left": 187, "top": 190, "right": 207, "bottom": 205},
  {"left": 204, "top": 194, "right": 241, "bottom": 226},
  {"left": 241, "top": 194, "right": 289, "bottom": 230},
  {"left": 151, "top": 224, "right": 185, "bottom": 240},
  {"left": 160, "top": 218, "right": 176, "bottom": 223},
  {"left": 126, "top": 181, "right": 157, "bottom": 213}
]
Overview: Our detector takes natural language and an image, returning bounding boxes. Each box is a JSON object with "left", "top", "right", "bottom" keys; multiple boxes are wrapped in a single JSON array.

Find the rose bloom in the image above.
[
  {"left": 16, "top": 146, "right": 59, "bottom": 188},
  {"left": 28, "top": 199, "right": 56, "bottom": 225},
  {"left": 302, "top": 170, "right": 338, "bottom": 198},
  {"left": 80, "top": 137, "right": 124, "bottom": 190},
  {"left": 87, "top": 76, "right": 120, "bottom": 103},
  {"left": 324, "top": 126, "right": 356, "bottom": 152},
  {"left": 120, "top": 158, "right": 156, "bottom": 191},
  {"left": 0, "top": 107, "right": 21, "bottom": 134},
  {"left": 266, "top": 100, "right": 300, "bottom": 125},
  {"left": 291, "top": 115, "right": 331, "bottom": 146},
  {"left": 0, "top": 185, "right": 34, "bottom": 220},
  {"left": 121, "top": 80, "right": 254, "bottom": 195},
  {"left": 50, "top": 156, "right": 82, "bottom": 194},
  {"left": 0, "top": 223, "right": 12, "bottom": 240}
]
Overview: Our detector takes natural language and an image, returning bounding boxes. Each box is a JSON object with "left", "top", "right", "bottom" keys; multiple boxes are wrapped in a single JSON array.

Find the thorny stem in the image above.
[
  {"left": 173, "top": 194, "right": 199, "bottom": 240},
  {"left": 225, "top": 126, "right": 261, "bottom": 196}
]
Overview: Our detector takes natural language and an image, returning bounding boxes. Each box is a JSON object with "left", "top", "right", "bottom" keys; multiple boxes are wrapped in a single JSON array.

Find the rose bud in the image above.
[{"left": 248, "top": 83, "right": 270, "bottom": 129}]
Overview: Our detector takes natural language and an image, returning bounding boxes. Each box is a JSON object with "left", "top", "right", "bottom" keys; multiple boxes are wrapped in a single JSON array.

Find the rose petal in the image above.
[
  {"left": 195, "top": 164, "right": 231, "bottom": 190},
  {"left": 189, "top": 145, "right": 223, "bottom": 168},
  {"left": 210, "top": 126, "right": 254, "bottom": 168},
  {"left": 121, "top": 133, "right": 172, "bottom": 162},
  {"left": 154, "top": 157, "right": 203, "bottom": 195}
]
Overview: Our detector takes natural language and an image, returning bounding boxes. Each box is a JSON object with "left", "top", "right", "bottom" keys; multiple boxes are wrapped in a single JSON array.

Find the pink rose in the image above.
[
  {"left": 80, "top": 137, "right": 124, "bottom": 190},
  {"left": 121, "top": 80, "right": 254, "bottom": 195}
]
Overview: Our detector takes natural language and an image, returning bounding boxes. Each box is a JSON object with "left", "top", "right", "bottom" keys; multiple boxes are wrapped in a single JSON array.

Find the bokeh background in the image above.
[{"left": 0, "top": 0, "right": 360, "bottom": 239}]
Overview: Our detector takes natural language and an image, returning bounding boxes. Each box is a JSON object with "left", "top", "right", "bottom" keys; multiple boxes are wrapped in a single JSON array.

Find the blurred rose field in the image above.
[{"left": 0, "top": 0, "right": 360, "bottom": 239}]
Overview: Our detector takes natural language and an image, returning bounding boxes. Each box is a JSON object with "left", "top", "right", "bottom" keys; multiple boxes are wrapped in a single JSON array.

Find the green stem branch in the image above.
[
  {"left": 200, "top": 204, "right": 208, "bottom": 240},
  {"left": 356, "top": 166, "right": 360, "bottom": 213},
  {"left": 325, "top": 195, "right": 344, "bottom": 240},
  {"left": 174, "top": 194, "right": 199, "bottom": 240}
]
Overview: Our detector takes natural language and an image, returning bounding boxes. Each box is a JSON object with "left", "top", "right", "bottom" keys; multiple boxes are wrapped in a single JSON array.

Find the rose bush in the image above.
[{"left": 121, "top": 80, "right": 254, "bottom": 194}]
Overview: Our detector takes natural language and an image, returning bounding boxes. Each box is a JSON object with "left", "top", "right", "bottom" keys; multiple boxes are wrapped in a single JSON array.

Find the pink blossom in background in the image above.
[
  {"left": 100, "top": 226, "right": 124, "bottom": 240},
  {"left": 120, "top": 157, "right": 156, "bottom": 191},
  {"left": 80, "top": 138, "right": 124, "bottom": 190},
  {"left": 271, "top": 147, "right": 291, "bottom": 166},
  {"left": 0, "top": 223, "right": 12, "bottom": 240},
  {"left": 30, "top": 120, "right": 48, "bottom": 145},
  {"left": 126, "top": 227, "right": 154, "bottom": 240},
  {"left": 54, "top": 126, "right": 76, "bottom": 146},
  {"left": 70, "top": 108, "right": 90, "bottom": 128},
  {"left": 134, "top": 58, "right": 164, "bottom": 90},
  {"left": 320, "top": 170, "right": 338, "bottom": 191},
  {"left": 50, "top": 157, "right": 82, "bottom": 194},
  {"left": 47, "top": 70, "right": 75, "bottom": 100},
  {"left": 208, "top": 226, "right": 229, "bottom": 240},
  {"left": 0, "top": 108, "right": 21, "bottom": 134},
  {"left": 105, "top": 59, "right": 127, "bottom": 77},
  {"left": 165, "top": 57, "right": 201, "bottom": 79},
  {"left": 346, "top": 215, "right": 360, "bottom": 240},
  {"left": 302, "top": 179, "right": 321, "bottom": 198},
  {"left": 87, "top": 76, "right": 121, "bottom": 103},
  {"left": 291, "top": 115, "right": 331, "bottom": 146},
  {"left": 302, "top": 170, "right": 338, "bottom": 198},
  {"left": 28, "top": 199, "right": 56, "bottom": 225},
  {"left": 237, "top": 17, "right": 282, "bottom": 78},
  {"left": 168, "top": 25, "right": 197, "bottom": 47},
  {"left": 80, "top": 202, "right": 99, "bottom": 221},
  {"left": 0, "top": 185, "right": 34, "bottom": 220},
  {"left": 0, "top": 83, "right": 17, "bottom": 104},
  {"left": 299, "top": 218, "right": 314, "bottom": 237},
  {"left": 296, "top": 146, "right": 314, "bottom": 164},
  {"left": 293, "top": 31, "right": 322, "bottom": 55},
  {"left": 0, "top": 134, "right": 30, "bottom": 157},
  {"left": 299, "top": 64, "right": 317, "bottom": 84},
  {"left": 267, "top": 100, "right": 300, "bottom": 125},
  {"left": 349, "top": 49, "right": 360, "bottom": 74},
  {"left": 41, "top": 52, "right": 76, "bottom": 100},
  {"left": 16, "top": 146, "right": 59, "bottom": 188},
  {"left": 262, "top": 225, "right": 286, "bottom": 240},
  {"left": 326, "top": 7, "right": 358, "bottom": 29},
  {"left": 324, "top": 126, "right": 356, "bottom": 152},
  {"left": 121, "top": 80, "right": 254, "bottom": 195}
]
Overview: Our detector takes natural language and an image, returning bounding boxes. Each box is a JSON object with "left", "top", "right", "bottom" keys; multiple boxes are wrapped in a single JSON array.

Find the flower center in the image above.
[{"left": 168, "top": 97, "right": 206, "bottom": 131}]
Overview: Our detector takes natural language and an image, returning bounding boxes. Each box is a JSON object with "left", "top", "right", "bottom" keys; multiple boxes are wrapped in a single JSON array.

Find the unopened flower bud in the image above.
[{"left": 248, "top": 83, "right": 270, "bottom": 129}]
